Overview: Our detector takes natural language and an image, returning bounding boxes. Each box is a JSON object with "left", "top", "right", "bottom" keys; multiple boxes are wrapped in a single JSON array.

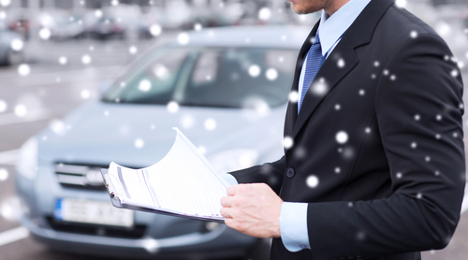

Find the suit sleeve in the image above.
[
  {"left": 229, "top": 155, "right": 286, "bottom": 194},
  {"left": 306, "top": 34, "right": 465, "bottom": 259}
]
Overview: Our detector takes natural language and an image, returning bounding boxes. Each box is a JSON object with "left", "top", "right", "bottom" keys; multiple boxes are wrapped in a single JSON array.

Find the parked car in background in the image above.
[
  {"left": 15, "top": 25, "right": 308, "bottom": 259},
  {"left": 0, "top": 21, "right": 24, "bottom": 66}
]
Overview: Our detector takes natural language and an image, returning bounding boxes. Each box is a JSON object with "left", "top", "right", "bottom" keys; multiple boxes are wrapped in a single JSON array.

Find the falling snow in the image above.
[
  {"left": 337, "top": 59, "right": 345, "bottom": 68},
  {"left": 10, "top": 39, "right": 24, "bottom": 51},
  {"left": 81, "top": 55, "right": 92, "bottom": 65},
  {"left": 435, "top": 114, "right": 442, "bottom": 121},
  {"left": 39, "top": 28, "right": 51, "bottom": 40},
  {"left": 425, "top": 156, "right": 431, "bottom": 162},
  {"left": 81, "top": 89, "right": 91, "bottom": 99},
  {"left": 390, "top": 75, "right": 396, "bottom": 81},
  {"left": 410, "top": 30, "right": 418, "bottom": 38},
  {"left": 335, "top": 104, "right": 341, "bottom": 111},
  {"left": 435, "top": 133, "right": 441, "bottom": 139},
  {"left": 181, "top": 115, "right": 195, "bottom": 128},
  {"left": 139, "top": 79, "right": 152, "bottom": 92},
  {"left": 14, "top": 104, "right": 27, "bottom": 117},
  {"left": 0, "top": 168, "right": 8, "bottom": 181},
  {"left": 167, "top": 101, "right": 179, "bottom": 113},
  {"left": 129, "top": 46, "right": 138, "bottom": 54},
  {"left": 396, "top": 172, "right": 403, "bottom": 179},
  {"left": 198, "top": 146, "right": 207, "bottom": 155},
  {"left": 451, "top": 69, "right": 459, "bottom": 78},
  {"left": 258, "top": 7, "right": 271, "bottom": 20},
  {"left": 283, "top": 136, "right": 294, "bottom": 149},
  {"left": 336, "top": 131, "right": 348, "bottom": 144},
  {"left": 59, "top": 56, "right": 68, "bottom": 65},
  {"left": 134, "top": 138, "right": 144, "bottom": 149},
  {"left": 289, "top": 91, "right": 299, "bottom": 103},
  {"left": 453, "top": 132, "right": 458, "bottom": 138},
  {"left": 411, "top": 142, "right": 417, "bottom": 149},
  {"left": 414, "top": 114, "right": 420, "bottom": 121},
  {"left": 306, "top": 175, "right": 319, "bottom": 188},
  {"left": 0, "top": 100, "right": 7, "bottom": 113},
  {"left": 416, "top": 193, "right": 423, "bottom": 199},
  {"left": 204, "top": 118, "right": 216, "bottom": 131},
  {"left": 311, "top": 78, "right": 328, "bottom": 96},
  {"left": 365, "top": 127, "right": 371, "bottom": 134},
  {"left": 374, "top": 61, "right": 380, "bottom": 67},
  {"left": 266, "top": 68, "right": 278, "bottom": 81},
  {"left": 194, "top": 23, "right": 202, "bottom": 31},
  {"left": 178, "top": 33, "right": 190, "bottom": 45},
  {"left": 248, "top": 65, "right": 261, "bottom": 77},
  {"left": 383, "top": 69, "right": 389, "bottom": 76},
  {"left": 359, "top": 89, "right": 365, "bottom": 96},
  {"left": 18, "top": 64, "right": 30, "bottom": 76},
  {"left": 49, "top": 119, "right": 66, "bottom": 135},
  {"left": 334, "top": 167, "right": 341, "bottom": 174},
  {"left": 95, "top": 9, "right": 103, "bottom": 18}
]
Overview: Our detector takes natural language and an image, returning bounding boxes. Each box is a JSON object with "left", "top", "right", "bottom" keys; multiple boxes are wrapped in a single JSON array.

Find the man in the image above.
[{"left": 220, "top": 0, "right": 465, "bottom": 259}]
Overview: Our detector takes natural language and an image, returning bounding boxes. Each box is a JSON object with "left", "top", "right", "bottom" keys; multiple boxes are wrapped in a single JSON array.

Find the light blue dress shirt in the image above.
[{"left": 224, "top": 0, "right": 372, "bottom": 252}]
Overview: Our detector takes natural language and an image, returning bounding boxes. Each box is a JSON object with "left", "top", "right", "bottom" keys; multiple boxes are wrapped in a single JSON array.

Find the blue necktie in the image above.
[{"left": 298, "top": 34, "right": 326, "bottom": 112}]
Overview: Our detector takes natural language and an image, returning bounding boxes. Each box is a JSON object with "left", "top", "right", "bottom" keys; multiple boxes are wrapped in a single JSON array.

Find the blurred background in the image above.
[{"left": 0, "top": 0, "right": 467, "bottom": 259}]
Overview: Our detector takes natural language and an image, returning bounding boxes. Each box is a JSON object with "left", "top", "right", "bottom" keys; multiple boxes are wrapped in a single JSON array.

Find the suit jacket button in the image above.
[{"left": 286, "top": 167, "right": 295, "bottom": 178}]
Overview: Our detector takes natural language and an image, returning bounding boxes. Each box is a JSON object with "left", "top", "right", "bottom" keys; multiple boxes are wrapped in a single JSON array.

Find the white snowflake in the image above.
[
  {"left": 111, "top": 0, "right": 119, "bottom": 6},
  {"left": 365, "top": 127, "right": 371, "bottom": 134},
  {"left": 258, "top": 7, "right": 271, "bottom": 21},
  {"left": 337, "top": 58, "right": 345, "bottom": 68},
  {"left": 134, "top": 138, "right": 144, "bottom": 149},
  {"left": 453, "top": 132, "right": 458, "bottom": 138},
  {"left": 177, "top": 33, "right": 190, "bottom": 45},
  {"left": 411, "top": 142, "right": 417, "bottom": 149},
  {"left": 10, "top": 39, "right": 24, "bottom": 51},
  {"left": 167, "top": 101, "right": 179, "bottom": 113},
  {"left": 435, "top": 133, "right": 441, "bottom": 139},
  {"left": 39, "top": 28, "right": 51, "bottom": 40},
  {"left": 129, "top": 46, "right": 138, "bottom": 54},
  {"left": 18, "top": 64, "right": 30, "bottom": 76},
  {"left": 348, "top": 202, "right": 353, "bottom": 207},
  {"left": 289, "top": 91, "right": 299, "bottom": 103},
  {"left": 414, "top": 114, "right": 420, "bottom": 121},
  {"left": 359, "top": 89, "right": 365, "bottom": 96},
  {"left": 49, "top": 119, "right": 66, "bottom": 135},
  {"left": 416, "top": 193, "right": 423, "bottom": 199},
  {"left": 425, "top": 156, "right": 431, "bottom": 162},
  {"left": 94, "top": 9, "right": 103, "bottom": 18},
  {"left": 283, "top": 136, "right": 294, "bottom": 149},
  {"left": 390, "top": 75, "right": 396, "bottom": 81},
  {"left": 0, "top": 11, "right": 5, "bottom": 20},
  {"left": 192, "top": 23, "right": 202, "bottom": 31},
  {"left": 311, "top": 78, "right": 328, "bottom": 96},
  {"left": 410, "top": 30, "right": 418, "bottom": 38},
  {"left": 396, "top": 172, "right": 402, "bottom": 179},
  {"left": 435, "top": 114, "right": 442, "bottom": 121},
  {"left": 336, "top": 131, "right": 349, "bottom": 144},
  {"left": 138, "top": 79, "right": 152, "bottom": 92},
  {"left": 59, "top": 56, "right": 67, "bottom": 65},
  {"left": 81, "top": 89, "right": 91, "bottom": 99},
  {"left": 181, "top": 115, "right": 195, "bottom": 128},
  {"left": 104, "top": 110, "right": 110, "bottom": 116},
  {"left": 204, "top": 118, "right": 216, "bottom": 131},
  {"left": 383, "top": 69, "right": 389, "bottom": 76},
  {"left": 371, "top": 74, "right": 376, "bottom": 79},
  {"left": 0, "top": 100, "right": 7, "bottom": 113},
  {"left": 150, "top": 24, "right": 162, "bottom": 36},
  {"left": 81, "top": 55, "right": 91, "bottom": 65},
  {"left": 0, "top": 168, "right": 8, "bottom": 181},
  {"left": 435, "top": 171, "right": 440, "bottom": 176},
  {"left": 451, "top": 69, "right": 459, "bottom": 78},
  {"left": 266, "top": 68, "right": 278, "bottom": 81},
  {"left": 14, "top": 104, "right": 27, "bottom": 117},
  {"left": 334, "top": 167, "right": 341, "bottom": 174},
  {"left": 198, "top": 146, "right": 207, "bottom": 155},
  {"left": 306, "top": 175, "right": 319, "bottom": 188},
  {"left": 335, "top": 104, "right": 341, "bottom": 111},
  {"left": 248, "top": 65, "right": 261, "bottom": 77},
  {"left": 458, "top": 62, "right": 465, "bottom": 69},
  {"left": 374, "top": 61, "right": 380, "bottom": 67}
]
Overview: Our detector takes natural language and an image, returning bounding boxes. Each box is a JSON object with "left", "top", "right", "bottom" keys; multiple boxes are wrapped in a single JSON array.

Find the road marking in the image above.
[
  {"left": 0, "top": 149, "right": 18, "bottom": 165},
  {"left": 0, "top": 227, "right": 29, "bottom": 247},
  {"left": 0, "top": 109, "right": 53, "bottom": 126}
]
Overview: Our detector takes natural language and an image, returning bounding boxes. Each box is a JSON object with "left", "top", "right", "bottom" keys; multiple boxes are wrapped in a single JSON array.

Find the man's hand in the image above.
[{"left": 220, "top": 183, "right": 283, "bottom": 238}]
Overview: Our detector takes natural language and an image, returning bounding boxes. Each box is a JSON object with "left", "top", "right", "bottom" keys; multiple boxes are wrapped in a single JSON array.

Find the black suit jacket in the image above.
[{"left": 231, "top": 0, "right": 465, "bottom": 259}]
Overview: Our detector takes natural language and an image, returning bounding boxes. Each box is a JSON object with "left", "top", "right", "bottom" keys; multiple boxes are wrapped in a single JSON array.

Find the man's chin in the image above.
[{"left": 289, "top": 3, "right": 320, "bottom": 15}]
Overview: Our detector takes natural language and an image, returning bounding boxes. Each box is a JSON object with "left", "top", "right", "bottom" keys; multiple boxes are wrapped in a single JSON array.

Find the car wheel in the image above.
[{"left": 244, "top": 238, "right": 271, "bottom": 260}]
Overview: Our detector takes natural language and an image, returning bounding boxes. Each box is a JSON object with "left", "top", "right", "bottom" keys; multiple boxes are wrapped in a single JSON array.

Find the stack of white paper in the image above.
[{"left": 103, "top": 128, "right": 230, "bottom": 221}]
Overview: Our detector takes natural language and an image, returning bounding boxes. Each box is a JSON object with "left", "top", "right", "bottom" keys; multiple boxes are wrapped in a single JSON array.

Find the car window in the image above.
[{"left": 103, "top": 46, "right": 297, "bottom": 108}]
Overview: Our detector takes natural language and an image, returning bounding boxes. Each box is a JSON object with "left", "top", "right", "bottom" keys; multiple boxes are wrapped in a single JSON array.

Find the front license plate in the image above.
[{"left": 54, "top": 198, "right": 134, "bottom": 227}]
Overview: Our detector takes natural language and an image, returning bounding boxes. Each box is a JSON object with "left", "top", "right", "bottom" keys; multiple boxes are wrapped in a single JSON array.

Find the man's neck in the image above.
[{"left": 324, "top": 0, "right": 351, "bottom": 15}]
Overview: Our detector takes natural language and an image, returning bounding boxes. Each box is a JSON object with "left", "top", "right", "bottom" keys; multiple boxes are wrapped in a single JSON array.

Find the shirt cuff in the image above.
[
  {"left": 280, "top": 202, "right": 310, "bottom": 252},
  {"left": 221, "top": 173, "right": 239, "bottom": 186}
]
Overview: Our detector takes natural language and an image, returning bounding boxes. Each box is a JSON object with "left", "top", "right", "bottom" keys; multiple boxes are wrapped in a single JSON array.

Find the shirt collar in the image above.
[{"left": 317, "top": 0, "right": 372, "bottom": 56}]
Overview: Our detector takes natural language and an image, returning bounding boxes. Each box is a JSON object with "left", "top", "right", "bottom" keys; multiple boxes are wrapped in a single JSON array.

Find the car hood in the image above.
[{"left": 37, "top": 100, "right": 286, "bottom": 168}]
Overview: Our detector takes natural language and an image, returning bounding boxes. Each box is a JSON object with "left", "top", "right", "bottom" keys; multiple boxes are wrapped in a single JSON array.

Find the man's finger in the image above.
[
  {"left": 220, "top": 207, "right": 233, "bottom": 219},
  {"left": 220, "top": 196, "right": 234, "bottom": 207},
  {"left": 226, "top": 185, "right": 238, "bottom": 196}
]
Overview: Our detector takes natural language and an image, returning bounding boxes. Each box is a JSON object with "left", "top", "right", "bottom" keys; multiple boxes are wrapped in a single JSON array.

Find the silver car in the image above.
[
  {"left": 0, "top": 21, "right": 24, "bottom": 66},
  {"left": 15, "top": 25, "right": 308, "bottom": 259}
]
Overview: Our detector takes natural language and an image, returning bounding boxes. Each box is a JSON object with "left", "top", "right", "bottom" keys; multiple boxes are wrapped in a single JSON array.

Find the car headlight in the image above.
[
  {"left": 208, "top": 149, "right": 259, "bottom": 174},
  {"left": 16, "top": 137, "right": 38, "bottom": 180}
]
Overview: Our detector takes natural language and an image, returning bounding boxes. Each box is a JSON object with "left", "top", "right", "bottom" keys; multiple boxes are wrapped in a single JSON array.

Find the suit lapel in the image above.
[{"left": 289, "top": 0, "right": 396, "bottom": 139}]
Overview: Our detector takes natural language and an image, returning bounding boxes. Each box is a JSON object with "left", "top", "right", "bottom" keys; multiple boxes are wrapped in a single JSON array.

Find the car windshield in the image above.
[{"left": 103, "top": 46, "right": 297, "bottom": 108}]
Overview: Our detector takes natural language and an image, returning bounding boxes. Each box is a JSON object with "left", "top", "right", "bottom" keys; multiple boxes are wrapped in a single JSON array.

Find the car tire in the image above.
[{"left": 244, "top": 238, "right": 271, "bottom": 260}]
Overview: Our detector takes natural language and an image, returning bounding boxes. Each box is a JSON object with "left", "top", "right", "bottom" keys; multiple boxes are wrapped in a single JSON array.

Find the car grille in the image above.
[
  {"left": 46, "top": 216, "right": 146, "bottom": 239},
  {"left": 54, "top": 163, "right": 108, "bottom": 191}
]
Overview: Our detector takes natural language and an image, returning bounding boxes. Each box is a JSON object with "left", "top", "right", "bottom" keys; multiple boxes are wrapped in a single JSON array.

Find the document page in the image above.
[{"left": 104, "top": 128, "right": 230, "bottom": 221}]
